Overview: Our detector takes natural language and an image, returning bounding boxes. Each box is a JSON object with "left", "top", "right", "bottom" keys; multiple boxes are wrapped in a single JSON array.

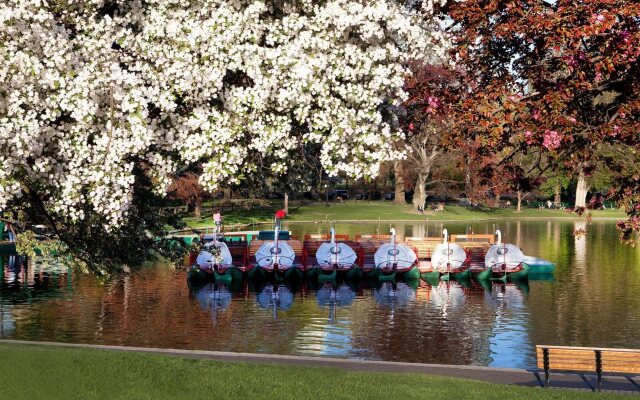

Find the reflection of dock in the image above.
[{"left": 1, "top": 256, "right": 73, "bottom": 304}]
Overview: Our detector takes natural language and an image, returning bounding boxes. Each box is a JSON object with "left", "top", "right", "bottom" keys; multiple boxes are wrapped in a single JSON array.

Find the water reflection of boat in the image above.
[
  {"left": 373, "top": 282, "right": 416, "bottom": 308},
  {"left": 493, "top": 279, "right": 530, "bottom": 295},
  {"left": 316, "top": 282, "right": 356, "bottom": 325},
  {"left": 426, "top": 281, "right": 468, "bottom": 310},
  {"left": 193, "top": 283, "right": 232, "bottom": 310},
  {"left": 0, "top": 220, "right": 17, "bottom": 256},
  {"left": 316, "top": 282, "right": 356, "bottom": 308},
  {"left": 190, "top": 283, "right": 233, "bottom": 325},
  {"left": 257, "top": 283, "right": 294, "bottom": 318},
  {"left": 488, "top": 282, "right": 532, "bottom": 368}
]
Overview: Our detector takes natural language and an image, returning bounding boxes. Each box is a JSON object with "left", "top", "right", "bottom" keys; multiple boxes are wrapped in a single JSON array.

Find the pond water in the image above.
[{"left": 1, "top": 219, "right": 639, "bottom": 369}]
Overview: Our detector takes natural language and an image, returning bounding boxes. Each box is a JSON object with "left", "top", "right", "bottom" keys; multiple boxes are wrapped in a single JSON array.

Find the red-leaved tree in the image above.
[
  {"left": 168, "top": 173, "right": 209, "bottom": 218},
  {"left": 436, "top": 0, "right": 640, "bottom": 243}
]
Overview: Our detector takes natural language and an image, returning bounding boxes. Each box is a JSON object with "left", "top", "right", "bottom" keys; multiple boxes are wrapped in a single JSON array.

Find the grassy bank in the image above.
[
  {"left": 182, "top": 202, "right": 626, "bottom": 229},
  {"left": 0, "top": 343, "right": 626, "bottom": 400}
]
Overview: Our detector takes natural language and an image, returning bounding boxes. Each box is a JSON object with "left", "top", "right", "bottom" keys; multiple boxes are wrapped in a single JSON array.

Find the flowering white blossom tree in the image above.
[{"left": 1, "top": 0, "right": 446, "bottom": 266}]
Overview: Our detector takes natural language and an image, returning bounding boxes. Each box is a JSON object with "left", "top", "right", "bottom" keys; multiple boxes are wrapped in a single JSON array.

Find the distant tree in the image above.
[
  {"left": 539, "top": 173, "right": 571, "bottom": 206},
  {"left": 401, "top": 64, "right": 465, "bottom": 210},
  {"left": 168, "top": 173, "right": 209, "bottom": 219}
]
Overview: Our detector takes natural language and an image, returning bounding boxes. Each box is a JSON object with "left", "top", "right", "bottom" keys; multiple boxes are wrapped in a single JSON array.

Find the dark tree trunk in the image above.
[
  {"left": 194, "top": 197, "right": 202, "bottom": 219},
  {"left": 394, "top": 160, "right": 406, "bottom": 205}
]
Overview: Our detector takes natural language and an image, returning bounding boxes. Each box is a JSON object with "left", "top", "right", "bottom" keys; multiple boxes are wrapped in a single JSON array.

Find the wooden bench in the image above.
[
  {"left": 355, "top": 234, "right": 391, "bottom": 241},
  {"left": 537, "top": 345, "right": 640, "bottom": 391},
  {"left": 450, "top": 234, "right": 494, "bottom": 247},
  {"left": 303, "top": 234, "right": 350, "bottom": 241},
  {"left": 404, "top": 237, "right": 442, "bottom": 259}
]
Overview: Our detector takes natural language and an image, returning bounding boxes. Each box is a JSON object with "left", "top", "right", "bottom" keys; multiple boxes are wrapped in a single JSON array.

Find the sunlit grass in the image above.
[
  {"left": 181, "top": 202, "right": 626, "bottom": 228},
  {"left": 0, "top": 343, "right": 628, "bottom": 400}
]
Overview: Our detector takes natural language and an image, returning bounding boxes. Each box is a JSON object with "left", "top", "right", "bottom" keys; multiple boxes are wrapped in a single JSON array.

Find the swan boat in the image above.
[
  {"left": 484, "top": 230, "right": 529, "bottom": 282},
  {"left": 372, "top": 228, "right": 419, "bottom": 282},
  {"left": 188, "top": 232, "right": 240, "bottom": 284},
  {"left": 422, "top": 229, "right": 470, "bottom": 282},
  {"left": 249, "top": 223, "right": 302, "bottom": 281},
  {"left": 314, "top": 228, "right": 361, "bottom": 282}
]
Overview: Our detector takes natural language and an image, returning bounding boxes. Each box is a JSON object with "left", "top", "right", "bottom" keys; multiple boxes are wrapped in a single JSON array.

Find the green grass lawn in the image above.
[
  {"left": 182, "top": 202, "right": 626, "bottom": 229},
  {"left": 0, "top": 343, "right": 627, "bottom": 400}
]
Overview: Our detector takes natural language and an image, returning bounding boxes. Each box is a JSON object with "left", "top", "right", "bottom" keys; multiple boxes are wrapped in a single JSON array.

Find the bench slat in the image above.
[
  {"left": 601, "top": 366, "right": 640, "bottom": 373},
  {"left": 537, "top": 345, "right": 640, "bottom": 353},
  {"left": 602, "top": 352, "right": 640, "bottom": 359},
  {"left": 542, "top": 364, "right": 597, "bottom": 372}
]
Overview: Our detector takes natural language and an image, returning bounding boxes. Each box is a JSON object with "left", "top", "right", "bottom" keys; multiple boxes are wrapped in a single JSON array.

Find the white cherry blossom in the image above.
[{"left": 0, "top": 0, "right": 446, "bottom": 227}]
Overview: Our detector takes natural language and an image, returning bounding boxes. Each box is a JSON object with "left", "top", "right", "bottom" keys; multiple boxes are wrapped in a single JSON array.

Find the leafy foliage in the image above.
[{"left": 439, "top": 0, "right": 640, "bottom": 242}]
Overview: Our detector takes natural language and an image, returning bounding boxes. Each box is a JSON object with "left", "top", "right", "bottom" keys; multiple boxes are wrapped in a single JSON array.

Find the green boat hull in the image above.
[
  {"left": 451, "top": 269, "right": 471, "bottom": 281},
  {"left": 247, "top": 266, "right": 267, "bottom": 280},
  {"left": 378, "top": 271, "right": 396, "bottom": 282},
  {"left": 214, "top": 271, "right": 232, "bottom": 284},
  {"left": 365, "top": 269, "right": 380, "bottom": 280},
  {"left": 345, "top": 267, "right": 364, "bottom": 281},
  {"left": 213, "top": 267, "right": 243, "bottom": 284},
  {"left": 472, "top": 268, "right": 492, "bottom": 281},
  {"left": 318, "top": 269, "right": 337, "bottom": 282},
  {"left": 421, "top": 271, "right": 441, "bottom": 286},
  {"left": 283, "top": 267, "right": 304, "bottom": 281},
  {"left": 528, "top": 264, "right": 555, "bottom": 274},
  {"left": 477, "top": 278, "right": 493, "bottom": 292},
  {"left": 507, "top": 264, "right": 530, "bottom": 281},
  {"left": 528, "top": 272, "right": 555, "bottom": 282},
  {"left": 491, "top": 264, "right": 530, "bottom": 282},
  {"left": 305, "top": 267, "right": 320, "bottom": 280},
  {"left": 398, "top": 267, "right": 420, "bottom": 282},
  {"left": 247, "top": 266, "right": 302, "bottom": 281},
  {"left": 373, "top": 266, "right": 419, "bottom": 282}
]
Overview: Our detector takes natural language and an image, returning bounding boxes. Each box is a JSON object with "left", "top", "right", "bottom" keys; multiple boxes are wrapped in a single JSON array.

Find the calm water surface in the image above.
[{"left": 1, "top": 219, "right": 639, "bottom": 368}]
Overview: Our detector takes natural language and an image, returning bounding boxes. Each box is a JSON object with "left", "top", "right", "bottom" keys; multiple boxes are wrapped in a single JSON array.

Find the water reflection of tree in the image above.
[
  {"left": 347, "top": 281, "right": 498, "bottom": 365},
  {"left": 524, "top": 221, "right": 640, "bottom": 351}
]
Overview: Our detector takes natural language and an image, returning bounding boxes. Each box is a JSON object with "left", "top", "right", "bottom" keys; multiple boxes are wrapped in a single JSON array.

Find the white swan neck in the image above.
[{"left": 495, "top": 230, "right": 502, "bottom": 245}]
